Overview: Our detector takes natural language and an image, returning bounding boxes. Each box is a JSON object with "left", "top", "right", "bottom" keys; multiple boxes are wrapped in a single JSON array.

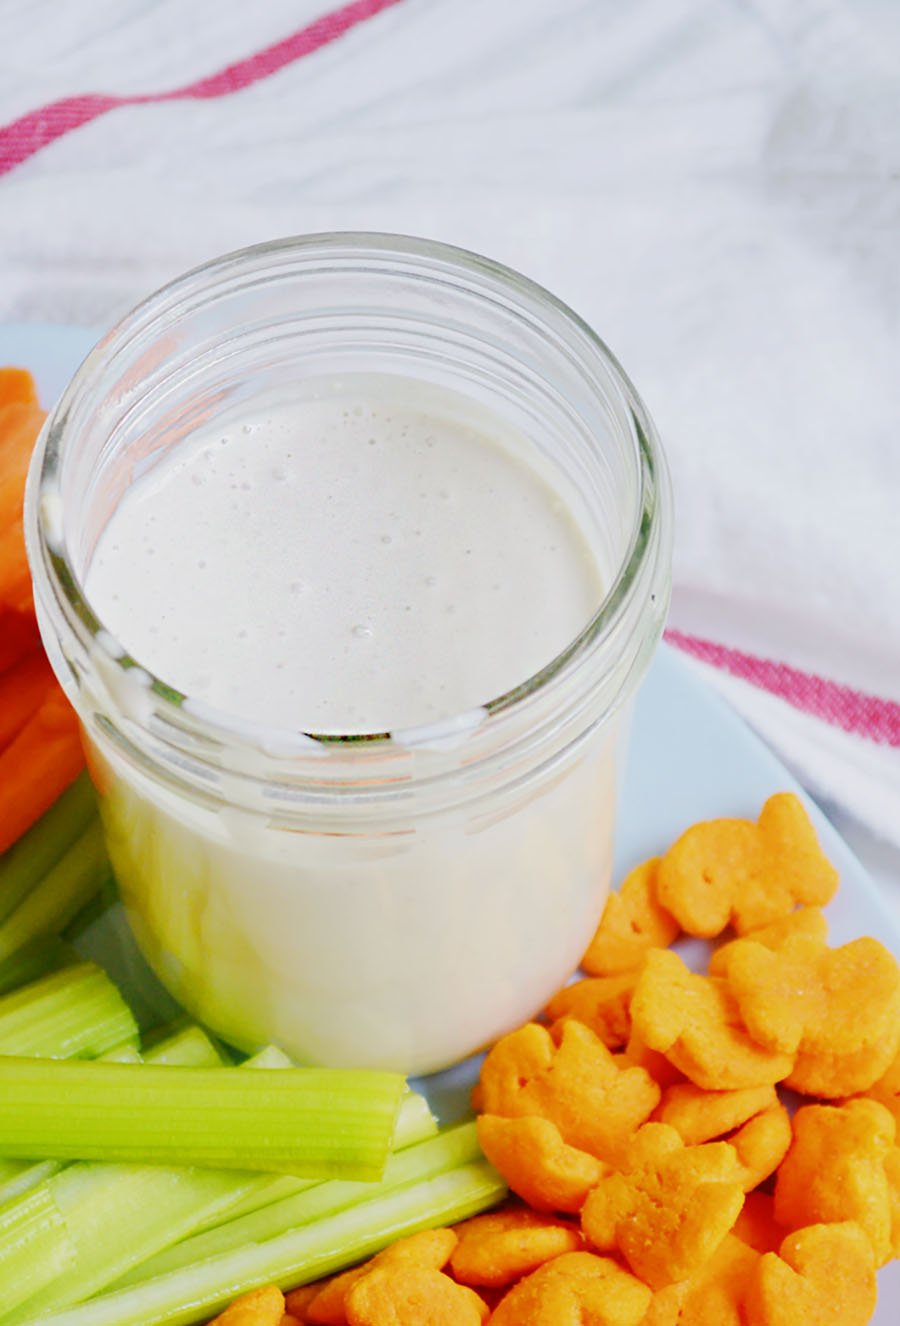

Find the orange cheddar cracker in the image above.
[
  {"left": 744, "top": 1223, "right": 877, "bottom": 1326},
  {"left": 654, "top": 1082, "right": 775, "bottom": 1145},
  {"left": 774, "top": 1099, "right": 899, "bottom": 1266},
  {"left": 580, "top": 1122, "right": 744, "bottom": 1288},
  {"left": 478, "top": 1019, "right": 659, "bottom": 1166},
  {"left": 208, "top": 1287, "right": 286, "bottom": 1326},
  {"left": 581, "top": 859, "right": 679, "bottom": 976},
  {"left": 656, "top": 793, "right": 837, "bottom": 938},
  {"left": 630, "top": 949, "right": 793, "bottom": 1091},
  {"left": 545, "top": 973, "right": 637, "bottom": 1050},
  {"left": 709, "top": 906, "right": 829, "bottom": 978},
  {"left": 449, "top": 1206, "right": 581, "bottom": 1286},
  {"left": 476, "top": 1114, "right": 605, "bottom": 1213},
  {"left": 489, "top": 1251, "right": 651, "bottom": 1326}
]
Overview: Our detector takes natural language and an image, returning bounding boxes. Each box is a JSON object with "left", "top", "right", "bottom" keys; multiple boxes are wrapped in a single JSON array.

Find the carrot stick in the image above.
[
  {"left": 0, "top": 650, "right": 56, "bottom": 750},
  {"left": 0, "top": 401, "right": 45, "bottom": 478},
  {"left": 0, "top": 610, "right": 40, "bottom": 673},
  {"left": 0, "top": 368, "right": 38, "bottom": 410},
  {"left": 0, "top": 513, "right": 32, "bottom": 615},
  {"left": 0, "top": 685, "right": 84, "bottom": 856},
  {"left": 0, "top": 398, "right": 45, "bottom": 617}
]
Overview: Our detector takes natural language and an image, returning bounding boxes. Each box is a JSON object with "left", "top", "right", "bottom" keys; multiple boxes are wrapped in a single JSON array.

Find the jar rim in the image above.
[{"left": 29, "top": 230, "right": 671, "bottom": 784}]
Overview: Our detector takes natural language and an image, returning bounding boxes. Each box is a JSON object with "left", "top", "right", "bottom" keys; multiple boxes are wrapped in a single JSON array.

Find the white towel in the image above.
[{"left": 1, "top": 0, "right": 898, "bottom": 856}]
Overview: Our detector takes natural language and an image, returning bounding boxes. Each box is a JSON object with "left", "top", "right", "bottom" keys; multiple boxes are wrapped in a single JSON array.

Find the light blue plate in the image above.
[{"left": 5, "top": 323, "right": 899, "bottom": 1318}]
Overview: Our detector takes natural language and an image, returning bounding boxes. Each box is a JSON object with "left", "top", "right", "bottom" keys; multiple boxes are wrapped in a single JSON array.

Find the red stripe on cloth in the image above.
[
  {"left": 665, "top": 628, "right": 900, "bottom": 748},
  {"left": 0, "top": 0, "right": 405, "bottom": 177}
]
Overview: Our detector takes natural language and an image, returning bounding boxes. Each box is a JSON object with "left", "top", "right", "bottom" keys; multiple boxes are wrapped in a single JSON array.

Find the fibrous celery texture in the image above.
[{"left": 0, "top": 1057, "right": 405, "bottom": 1176}]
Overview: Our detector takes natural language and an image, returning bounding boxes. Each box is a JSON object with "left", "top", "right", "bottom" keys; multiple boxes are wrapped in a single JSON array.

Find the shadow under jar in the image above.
[{"left": 26, "top": 233, "right": 672, "bottom": 1075}]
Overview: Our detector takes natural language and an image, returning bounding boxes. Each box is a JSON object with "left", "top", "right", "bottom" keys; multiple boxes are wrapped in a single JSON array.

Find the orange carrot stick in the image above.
[
  {"left": 0, "top": 397, "right": 46, "bottom": 617},
  {"left": 0, "top": 609, "right": 41, "bottom": 673},
  {"left": 0, "top": 649, "right": 55, "bottom": 749},
  {"left": 0, "top": 368, "right": 38, "bottom": 410},
  {"left": 0, "top": 400, "right": 45, "bottom": 480},
  {"left": 0, "top": 514, "right": 32, "bottom": 615},
  {"left": 0, "top": 683, "right": 84, "bottom": 855}
]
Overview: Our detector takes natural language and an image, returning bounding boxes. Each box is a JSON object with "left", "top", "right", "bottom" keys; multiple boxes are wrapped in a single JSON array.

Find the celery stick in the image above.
[
  {"left": 22, "top": 1161, "right": 506, "bottom": 1326},
  {"left": 0, "top": 821, "right": 110, "bottom": 964},
  {"left": 394, "top": 1088, "right": 438, "bottom": 1148},
  {"left": 142, "top": 1026, "right": 227, "bottom": 1069},
  {"left": 121, "top": 1121, "right": 483, "bottom": 1288},
  {"left": 0, "top": 936, "right": 76, "bottom": 998},
  {"left": 0, "top": 1158, "right": 60, "bottom": 1212},
  {"left": 0, "top": 1030, "right": 265, "bottom": 1211},
  {"left": 191, "top": 1086, "right": 438, "bottom": 1232},
  {"left": 0, "top": 963, "right": 137, "bottom": 1059},
  {"left": 0, "top": 1058, "right": 403, "bottom": 1175},
  {"left": 0, "top": 1182, "right": 74, "bottom": 1316},
  {"left": 0, "top": 774, "right": 96, "bottom": 926},
  {"left": 1, "top": 1046, "right": 316, "bottom": 1318},
  {"left": 0, "top": 1041, "right": 142, "bottom": 1210}
]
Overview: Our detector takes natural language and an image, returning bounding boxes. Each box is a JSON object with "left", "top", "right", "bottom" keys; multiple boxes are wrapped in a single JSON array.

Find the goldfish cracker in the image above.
[
  {"left": 477, "top": 1019, "right": 659, "bottom": 1166},
  {"left": 774, "top": 1099, "right": 897, "bottom": 1266},
  {"left": 304, "top": 1230, "right": 458, "bottom": 1324},
  {"left": 477, "top": 1023, "right": 554, "bottom": 1117},
  {"left": 709, "top": 906, "right": 829, "bottom": 978},
  {"left": 637, "top": 1284, "right": 688, "bottom": 1326},
  {"left": 208, "top": 1287, "right": 286, "bottom": 1326},
  {"left": 581, "top": 859, "right": 678, "bottom": 976},
  {"left": 580, "top": 1122, "right": 744, "bottom": 1289},
  {"left": 623, "top": 1026, "right": 684, "bottom": 1089},
  {"left": 283, "top": 1284, "right": 319, "bottom": 1319},
  {"left": 728, "top": 1101, "right": 792, "bottom": 1191},
  {"left": 744, "top": 1222, "right": 877, "bottom": 1326},
  {"left": 725, "top": 933, "right": 900, "bottom": 1058},
  {"left": 281, "top": 1318, "right": 301, "bottom": 1325},
  {"left": 656, "top": 793, "right": 837, "bottom": 938},
  {"left": 489, "top": 1250, "right": 652, "bottom": 1326},
  {"left": 733, "top": 1192, "right": 786, "bottom": 1254},
  {"left": 545, "top": 974, "right": 637, "bottom": 1050},
  {"left": 630, "top": 949, "right": 793, "bottom": 1091},
  {"left": 304, "top": 1269, "right": 368, "bottom": 1325},
  {"left": 344, "top": 1265, "right": 487, "bottom": 1325},
  {"left": 788, "top": 1039, "right": 900, "bottom": 1100},
  {"left": 885, "top": 1147, "right": 900, "bottom": 1259},
  {"left": 858, "top": 1041, "right": 900, "bottom": 1128},
  {"left": 675, "top": 1232, "right": 758, "bottom": 1326},
  {"left": 476, "top": 1113, "right": 605, "bottom": 1213},
  {"left": 449, "top": 1206, "right": 582, "bottom": 1287},
  {"left": 654, "top": 1082, "right": 775, "bottom": 1145}
]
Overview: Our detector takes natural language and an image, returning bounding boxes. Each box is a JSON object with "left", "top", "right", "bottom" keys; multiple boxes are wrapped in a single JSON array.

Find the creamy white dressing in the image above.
[
  {"left": 81, "top": 375, "right": 619, "bottom": 1073},
  {"left": 85, "top": 376, "right": 604, "bottom": 735}
]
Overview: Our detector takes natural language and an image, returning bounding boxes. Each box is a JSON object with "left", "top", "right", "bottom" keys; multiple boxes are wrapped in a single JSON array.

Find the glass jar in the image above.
[{"left": 26, "top": 234, "right": 672, "bottom": 1075}]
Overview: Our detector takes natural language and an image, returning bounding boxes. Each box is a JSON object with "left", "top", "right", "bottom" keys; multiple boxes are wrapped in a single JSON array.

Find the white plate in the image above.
[{"left": 4, "top": 322, "right": 899, "bottom": 1319}]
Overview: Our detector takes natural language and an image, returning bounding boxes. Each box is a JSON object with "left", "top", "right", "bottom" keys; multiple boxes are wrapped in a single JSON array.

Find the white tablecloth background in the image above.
[{"left": 2, "top": 0, "right": 898, "bottom": 912}]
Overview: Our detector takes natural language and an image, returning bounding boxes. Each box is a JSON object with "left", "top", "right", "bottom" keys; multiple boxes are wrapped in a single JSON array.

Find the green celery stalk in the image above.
[
  {"left": 142, "top": 1026, "right": 228, "bottom": 1069},
  {"left": 0, "top": 963, "right": 138, "bottom": 1059},
  {"left": 0, "top": 1043, "right": 144, "bottom": 1209},
  {"left": 0, "top": 1182, "right": 74, "bottom": 1316},
  {"left": 189, "top": 1086, "right": 438, "bottom": 1233},
  {"left": 19, "top": 1161, "right": 506, "bottom": 1326},
  {"left": 0, "top": 1158, "right": 59, "bottom": 1209},
  {"left": 0, "top": 1029, "right": 246, "bottom": 1210},
  {"left": 0, "top": 775, "right": 96, "bottom": 926},
  {"left": 0, "top": 1046, "right": 330, "bottom": 1318},
  {"left": 0, "top": 937, "right": 77, "bottom": 998},
  {"left": 0, "top": 821, "right": 111, "bottom": 964},
  {"left": 0, "top": 1058, "right": 404, "bottom": 1175},
  {"left": 119, "top": 1121, "right": 482, "bottom": 1288}
]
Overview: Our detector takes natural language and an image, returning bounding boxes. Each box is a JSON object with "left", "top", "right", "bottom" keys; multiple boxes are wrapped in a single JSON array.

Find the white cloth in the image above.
[{"left": 2, "top": 0, "right": 899, "bottom": 854}]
